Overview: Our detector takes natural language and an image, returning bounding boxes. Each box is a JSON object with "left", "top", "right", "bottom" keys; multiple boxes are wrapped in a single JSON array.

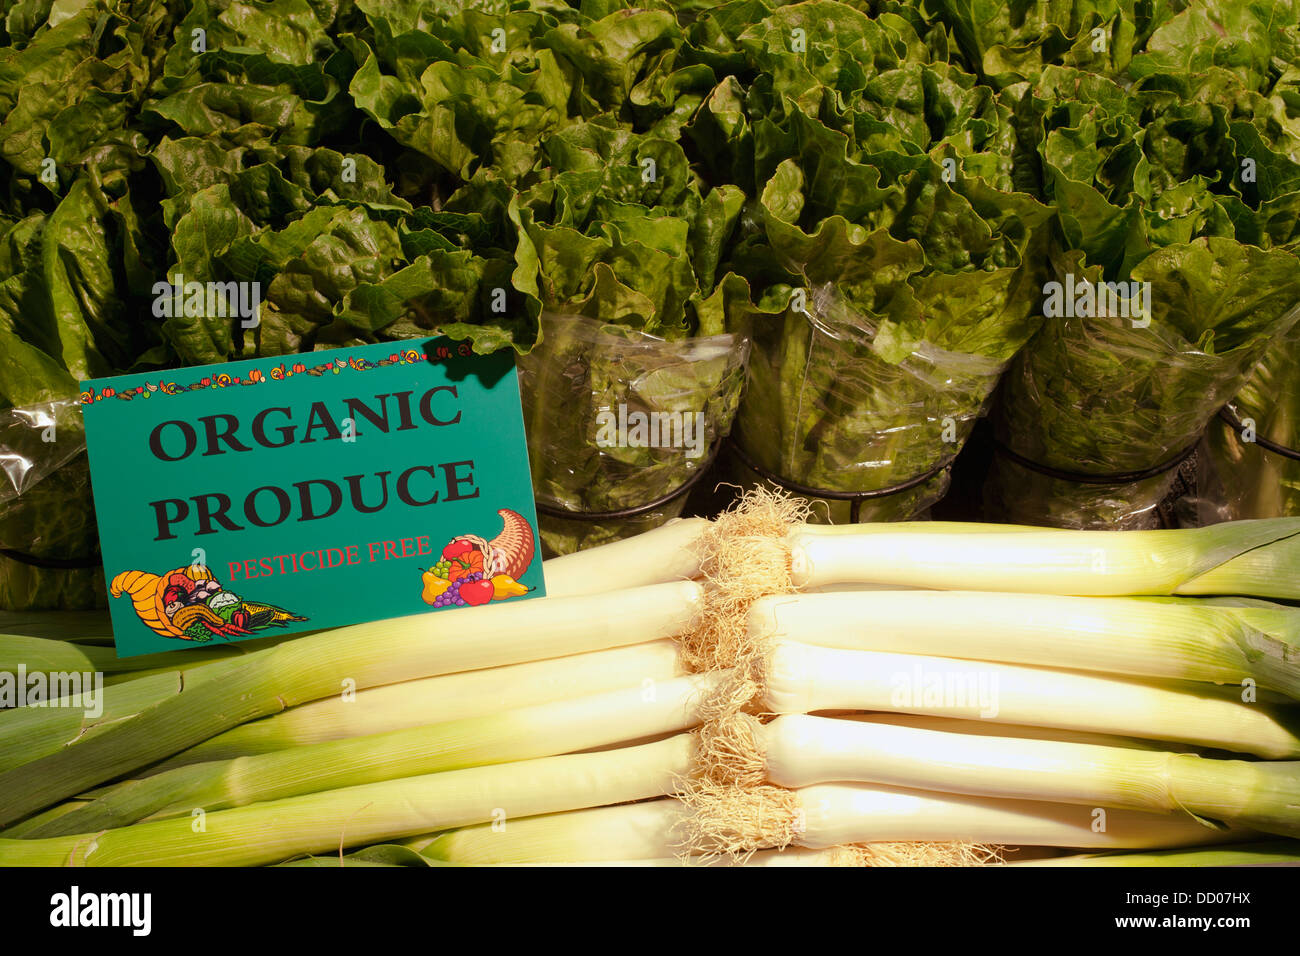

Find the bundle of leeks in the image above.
[{"left": 2, "top": 504, "right": 1300, "bottom": 866}]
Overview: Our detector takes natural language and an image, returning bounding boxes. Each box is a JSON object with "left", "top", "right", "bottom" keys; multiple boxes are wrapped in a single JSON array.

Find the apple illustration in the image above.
[
  {"left": 459, "top": 580, "right": 494, "bottom": 606},
  {"left": 442, "top": 539, "right": 474, "bottom": 561}
]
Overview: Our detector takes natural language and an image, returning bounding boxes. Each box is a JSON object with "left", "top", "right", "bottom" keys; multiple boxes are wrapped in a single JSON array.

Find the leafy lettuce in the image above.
[
  {"left": 988, "top": 63, "right": 1300, "bottom": 526},
  {"left": 683, "top": 1, "right": 1054, "bottom": 520}
]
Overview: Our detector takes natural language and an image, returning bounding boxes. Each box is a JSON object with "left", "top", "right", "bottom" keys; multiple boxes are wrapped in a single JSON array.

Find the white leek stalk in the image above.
[
  {"left": 786, "top": 520, "right": 1300, "bottom": 598},
  {"left": 850, "top": 714, "right": 1198, "bottom": 752},
  {"left": 421, "top": 800, "right": 690, "bottom": 864},
  {"left": 418, "top": 801, "right": 966, "bottom": 866},
  {"left": 541, "top": 518, "right": 706, "bottom": 596},
  {"left": 694, "top": 783, "right": 1243, "bottom": 853},
  {"left": 749, "top": 714, "right": 1296, "bottom": 837},
  {"left": 0, "top": 735, "right": 697, "bottom": 867},
  {"left": 29, "top": 670, "right": 726, "bottom": 836},
  {"left": 762, "top": 641, "right": 1300, "bottom": 758},
  {"left": 153, "top": 640, "right": 688, "bottom": 769},
  {"left": 429, "top": 787, "right": 1233, "bottom": 861},
  {"left": 292, "top": 840, "right": 847, "bottom": 866},
  {"left": 750, "top": 591, "right": 1300, "bottom": 700}
]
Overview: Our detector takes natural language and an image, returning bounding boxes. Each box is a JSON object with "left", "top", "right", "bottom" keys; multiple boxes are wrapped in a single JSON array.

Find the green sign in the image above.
[{"left": 80, "top": 339, "right": 544, "bottom": 657}]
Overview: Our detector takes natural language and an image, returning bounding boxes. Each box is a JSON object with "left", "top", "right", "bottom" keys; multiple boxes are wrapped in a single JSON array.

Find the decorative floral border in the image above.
[{"left": 80, "top": 342, "right": 474, "bottom": 405}]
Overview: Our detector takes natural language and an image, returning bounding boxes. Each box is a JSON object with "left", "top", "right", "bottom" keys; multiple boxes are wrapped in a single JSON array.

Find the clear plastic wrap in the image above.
[
  {"left": 730, "top": 285, "right": 1008, "bottom": 524},
  {"left": 517, "top": 313, "right": 750, "bottom": 556},
  {"left": 987, "top": 253, "right": 1300, "bottom": 530},
  {"left": 1199, "top": 329, "right": 1300, "bottom": 522},
  {"left": 0, "top": 398, "right": 106, "bottom": 611}
]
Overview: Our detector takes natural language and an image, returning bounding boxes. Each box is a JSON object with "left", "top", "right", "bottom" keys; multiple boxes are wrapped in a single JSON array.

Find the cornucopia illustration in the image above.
[
  {"left": 421, "top": 508, "right": 536, "bottom": 608},
  {"left": 111, "top": 564, "right": 306, "bottom": 641}
]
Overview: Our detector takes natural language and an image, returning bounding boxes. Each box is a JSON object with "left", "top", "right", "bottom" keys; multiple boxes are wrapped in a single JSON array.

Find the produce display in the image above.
[
  {"left": 1, "top": 0, "right": 1300, "bottom": 878},
  {"left": 5, "top": 0, "right": 1300, "bottom": 590},
  {"left": 3, "top": 503, "right": 1300, "bottom": 867}
]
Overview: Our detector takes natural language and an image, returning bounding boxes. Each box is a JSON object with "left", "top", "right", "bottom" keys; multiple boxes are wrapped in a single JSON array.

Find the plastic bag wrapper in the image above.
[
  {"left": 987, "top": 264, "right": 1300, "bottom": 530},
  {"left": 1197, "top": 332, "right": 1300, "bottom": 522},
  {"left": 730, "top": 285, "right": 1007, "bottom": 524},
  {"left": 983, "top": 456, "right": 1184, "bottom": 530},
  {"left": 0, "top": 398, "right": 107, "bottom": 610},
  {"left": 516, "top": 313, "right": 750, "bottom": 556}
]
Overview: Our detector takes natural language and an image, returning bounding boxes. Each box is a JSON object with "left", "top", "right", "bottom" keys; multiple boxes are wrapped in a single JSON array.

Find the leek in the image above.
[
  {"left": 850, "top": 714, "right": 1201, "bottom": 752},
  {"left": 742, "top": 714, "right": 1298, "bottom": 837},
  {"left": 761, "top": 641, "right": 1300, "bottom": 758},
  {"left": 0, "top": 632, "right": 296, "bottom": 676},
  {"left": 688, "top": 783, "right": 1246, "bottom": 854},
  {"left": 0, "top": 530, "right": 706, "bottom": 774},
  {"left": 280, "top": 859, "right": 418, "bottom": 868},
  {"left": 0, "top": 799, "right": 91, "bottom": 838},
  {"left": 0, "top": 611, "right": 113, "bottom": 641},
  {"left": 278, "top": 845, "right": 452, "bottom": 867},
  {"left": 0, "top": 655, "right": 256, "bottom": 773},
  {"left": 786, "top": 519, "right": 1300, "bottom": 598},
  {"left": 0, "top": 581, "right": 703, "bottom": 828},
  {"left": 421, "top": 800, "right": 691, "bottom": 864},
  {"left": 289, "top": 842, "right": 848, "bottom": 867},
  {"left": 428, "top": 788, "right": 1233, "bottom": 861},
  {"left": 30, "top": 671, "right": 726, "bottom": 836},
  {"left": 749, "top": 591, "right": 1300, "bottom": 700},
  {"left": 1013, "top": 841, "right": 1300, "bottom": 866},
  {"left": 419, "top": 801, "right": 976, "bottom": 866},
  {"left": 485, "top": 856, "right": 845, "bottom": 866},
  {"left": 0, "top": 735, "right": 696, "bottom": 867},
  {"left": 540, "top": 518, "right": 706, "bottom": 597},
  {"left": 151, "top": 640, "right": 688, "bottom": 769},
  {"left": 475, "top": 851, "right": 850, "bottom": 866}
]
